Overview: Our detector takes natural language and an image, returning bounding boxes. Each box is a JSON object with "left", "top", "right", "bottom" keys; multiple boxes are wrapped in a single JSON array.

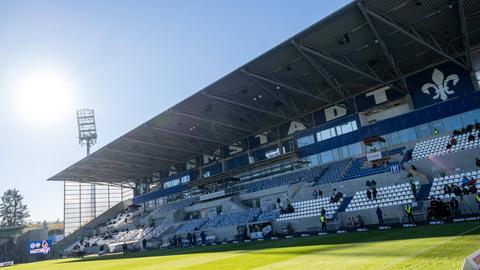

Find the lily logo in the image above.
[{"left": 421, "top": 68, "right": 459, "bottom": 101}]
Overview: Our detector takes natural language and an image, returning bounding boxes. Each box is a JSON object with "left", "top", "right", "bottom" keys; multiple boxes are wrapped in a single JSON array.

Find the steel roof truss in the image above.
[
  {"left": 364, "top": 8, "right": 470, "bottom": 71},
  {"left": 201, "top": 92, "right": 291, "bottom": 120},
  {"left": 458, "top": 0, "right": 473, "bottom": 70}
]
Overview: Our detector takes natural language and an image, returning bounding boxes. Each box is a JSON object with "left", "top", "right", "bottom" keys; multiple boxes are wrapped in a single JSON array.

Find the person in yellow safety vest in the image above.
[
  {"left": 404, "top": 204, "right": 414, "bottom": 224},
  {"left": 433, "top": 128, "right": 439, "bottom": 136},
  {"left": 320, "top": 214, "right": 327, "bottom": 232},
  {"left": 475, "top": 193, "right": 480, "bottom": 210}
]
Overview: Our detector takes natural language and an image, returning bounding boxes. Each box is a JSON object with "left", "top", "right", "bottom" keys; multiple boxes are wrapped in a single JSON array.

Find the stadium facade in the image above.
[{"left": 48, "top": 0, "right": 480, "bottom": 247}]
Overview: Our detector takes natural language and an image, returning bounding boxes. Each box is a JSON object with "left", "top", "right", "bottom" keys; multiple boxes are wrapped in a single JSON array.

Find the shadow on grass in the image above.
[{"left": 57, "top": 221, "right": 480, "bottom": 264}]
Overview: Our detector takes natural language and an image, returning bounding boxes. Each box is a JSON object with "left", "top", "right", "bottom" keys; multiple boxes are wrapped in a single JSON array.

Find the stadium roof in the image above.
[{"left": 49, "top": 0, "right": 480, "bottom": 184}]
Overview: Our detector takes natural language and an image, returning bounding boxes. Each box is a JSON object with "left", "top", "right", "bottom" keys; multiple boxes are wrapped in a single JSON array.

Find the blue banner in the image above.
[{"left": 407, "top": 62, "right": 474, "bottom": 109}]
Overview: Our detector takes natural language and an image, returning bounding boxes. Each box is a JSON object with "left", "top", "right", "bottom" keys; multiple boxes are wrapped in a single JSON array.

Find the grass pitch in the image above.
[{"left": 12, "top": 222, "right": 480, "bottom": 270}]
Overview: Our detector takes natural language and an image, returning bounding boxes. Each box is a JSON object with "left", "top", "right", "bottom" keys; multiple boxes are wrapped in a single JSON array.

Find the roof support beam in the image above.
[
  {"left": 71, "top": 164, "right": 141, "bottom": 178},
  {"left": 357, "top": 2, "right": 408, "bottom": 92},
  {"left": 168, "top": 109, "right": 255, "bottom": 133},
  {"left": 243, "top": 70, "right": 332, "bottom": 104},
  {"left": 103, "top": 148, "right": 184, "bottom": 163},
  {"left": 363, "top": 7, "right": 470, "bottom": 71},
  {"left": 86, "top": 157, "right": 160, "bottom": 171},
  {"left": 55, "top": 173, "right": 129, "bottom": 183},
  {"left": 201, "top": 92, "right": 290, "bottom": 120},
  {"left": 458, "top": 0, "right": 473, "bottom": 70},
  {"left": 122, "top": 137, "right": 203, "bottom": 155},
  {"left": 298, "top": 45, "right": 395, "bottom": 86},
  {"left": 214, "top": 101, "right": 262, "bottom": 129},
  {"left": 142, "top": 124, "right": 226, "bottom": 145},
  {"left": 61, "top": 170, "right": 132, "bottom": 180},
  {"left": 291, "top": 40, "right": 347, "bottom": 98},
  {"left": 240, "top": 69, "right": 302, "bottom": 116},
  {"left": 75, "top": 163, "right": 150, "bottom": 175}
]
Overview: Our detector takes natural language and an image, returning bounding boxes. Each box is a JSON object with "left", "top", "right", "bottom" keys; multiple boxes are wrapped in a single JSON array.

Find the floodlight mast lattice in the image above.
[{"left": 76, "top": 109, "right": 97, "bottom": 156}]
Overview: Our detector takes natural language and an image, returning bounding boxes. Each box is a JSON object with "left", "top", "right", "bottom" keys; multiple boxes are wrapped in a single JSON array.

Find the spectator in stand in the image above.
[
  {"left": 312, "top": 189, "right": 318, "bottom": 200},
  {"left": 446, "top": 143, "right": 452, "bottom": 150},
  {"left": 372, "top": 187, "right": 378, "bottom": 201},
  {"left": 476, "top": 158, "right": 480, "bottom": 168},
  {"left": 451, "top": 136, "right": 457, "bottom": 146},
  {"left": 318, "top": 189, "right": 323, "bottom": 196},
  {"left": 371, "top": 180, "right": 377, "bottom": 187},
  {"left": 366, "top": 189, "right": 372, "bottom": 200},
  {"left": 276, "top": 198, "right": 285, "bottom": 214},
  {"left": 449, "top": 197, "right": 460, "bottom": 217},
  {"left": 142, "top": 238, "right": 147, "bottom": 250},
  {"left": 469, "top": 133, "right": 476, "bottom": 142},
  {"left": 462, "top": 175, "right": 470, "bottom": 186},
  {"left": 467, "top": 124, "right": 474, "bottom": 133},
  {"left": 453, "top": 184, "right": 463, "bottom": 198},
  {"left": 443, "top": 184, "right": 453, "bottom": 195},
  {"left": 475, "top": 119, "right": 480, "bottom": 131},
  {"left": 366, "top": 180, "right": 372, "bottom": 188},
  {"left": 469, "top": 184, "right": 477, "bottom": 195},
  {"left": 410, "top": 181, "right": 417, "bottom": 200},
  {"left": 376, "top": 206, "right": 384, "bottom": 226},
  {"left": 330, "top": 189, "right": 337, "bottom": 203},
  {"left": 320, "top": 207, "right": 326, "bottom": 216}
]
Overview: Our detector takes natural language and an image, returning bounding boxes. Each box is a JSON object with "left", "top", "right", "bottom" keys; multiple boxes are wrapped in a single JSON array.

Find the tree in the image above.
[{"left": 0, "top": 189, "right": 30, "bottom": 227}]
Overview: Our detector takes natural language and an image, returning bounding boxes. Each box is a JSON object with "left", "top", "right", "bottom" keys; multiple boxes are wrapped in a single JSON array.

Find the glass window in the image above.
[
  {"left": 297, "top": 134, "right": 315, "bottom": 147},
  {"left": 181, "top": 175, "right": 190, "bottom": 184},
  {"left": 319, "top": 129, "right": 331, "bottom": 141},
  {"left": 351, "top": 120, "right": 358, "bottom": 131},
  {"left": 461, "top": 109, "right": 480, "bottom": 126},
  {"left": 320, "top": 150, "right": 333, "bottom": 164},
  {"left": 443, "top": 115, "right": 463, "bottom": 132},
  {"left": 305, "top": 154, "right": 320, "bottom": 166},
  {"left": 330, "top": 127, "right": 336, "bottom": 137},
  {"left": 340, "top": 146, "right": 349, "bottom": 159},
  {"left": 399, "top": 128, "right": 417, "bottom": 143},
  {"left": 415, "top": 124, "right": 430, "bottom": 139},
  {"left": 341, "top": 122, "right": 353, "bottom": 134},
  {"left": 388, "top": 132, "right": 401, "bottom": 146},
  {"left": 331, "top": 148, "right": 341, "bottom": 161},
  {"left": 348, "top": 143, "right": 363, "bottom": 156}
]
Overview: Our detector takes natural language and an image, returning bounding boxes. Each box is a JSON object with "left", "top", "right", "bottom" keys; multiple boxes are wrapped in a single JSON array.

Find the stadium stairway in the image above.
[
  {"left": 336, "top": 196, "right": 352, "bottom": 213},
  {"left": 401, "top": 201, "right": 427, "bottom": 224},
  {"left": 417, "top": 182, "right": 433, "bottom": 201}
]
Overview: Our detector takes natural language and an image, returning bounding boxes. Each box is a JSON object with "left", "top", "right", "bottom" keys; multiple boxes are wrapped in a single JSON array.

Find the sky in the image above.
[{"left": 0, "top": 0, "right": 352, "bottom": 222}]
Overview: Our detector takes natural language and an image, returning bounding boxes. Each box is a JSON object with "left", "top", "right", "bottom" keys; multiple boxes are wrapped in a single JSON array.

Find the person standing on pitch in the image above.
[
  {"left": 404, "top": 204, "right": 414, "bottom": 224},
  {"left": 320, "top": 214, "right": 327, "bottom": 232},
  {"left": 376, "top": 206, "right": 384, "bottom": 226}
]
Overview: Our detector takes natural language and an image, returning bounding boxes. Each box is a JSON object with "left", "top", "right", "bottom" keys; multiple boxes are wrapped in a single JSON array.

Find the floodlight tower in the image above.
[{"left": 76, "top": 109, "right": 97, "bottom": 156}]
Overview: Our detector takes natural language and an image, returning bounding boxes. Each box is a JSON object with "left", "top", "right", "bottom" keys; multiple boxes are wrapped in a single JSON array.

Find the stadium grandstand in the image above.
[{"left": 32, "top": 0, "right": 480, "bottom": 269}]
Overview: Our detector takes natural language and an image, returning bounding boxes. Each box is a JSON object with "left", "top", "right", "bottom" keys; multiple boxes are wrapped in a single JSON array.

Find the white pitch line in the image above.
[{"left": 378, "top": 223, "right": 480, "bottom": 270}]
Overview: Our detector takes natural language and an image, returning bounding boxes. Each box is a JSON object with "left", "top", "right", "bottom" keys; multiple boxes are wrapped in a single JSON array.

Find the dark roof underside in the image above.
[{"left": 49, "top": 0, "right": 480, "bottom": 184}]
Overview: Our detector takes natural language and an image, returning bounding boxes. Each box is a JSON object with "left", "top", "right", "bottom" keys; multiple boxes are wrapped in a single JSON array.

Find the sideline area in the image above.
[{"left": 11, "top": 221, "right": 480, "bottom": 270}]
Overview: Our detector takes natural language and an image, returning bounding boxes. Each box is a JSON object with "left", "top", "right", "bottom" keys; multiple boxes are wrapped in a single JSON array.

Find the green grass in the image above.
[{"left": 12, "top": 222, "right": 480, "bottom": 270}]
